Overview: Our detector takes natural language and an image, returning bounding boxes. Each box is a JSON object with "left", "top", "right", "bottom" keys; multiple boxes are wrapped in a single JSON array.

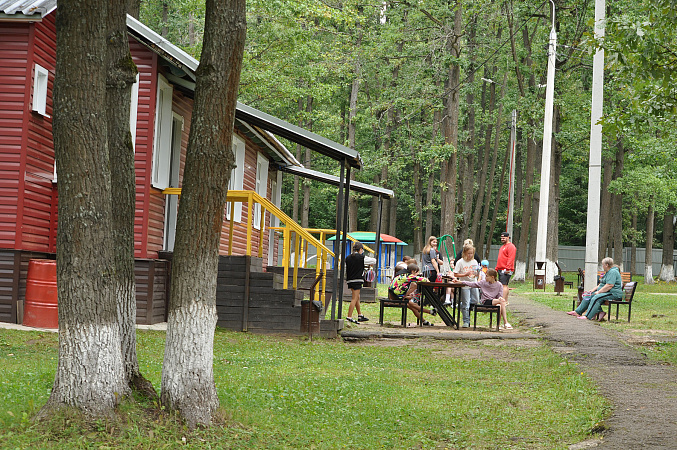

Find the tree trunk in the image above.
[
  {"left": 106, "top": 0, "right": 155, "bottom": 398},
  {"left": 370, "top": 174, "right": 379, "bottom": 232},
  {"left": 513, "top": 136, "right": 536, "bottom": 281},
  {"left": 645, "top": 205, "right": 655, "bottom": 284},
  {"left": 527, "top": 137, "right": 542, "bottom": 277},
  {"left": 302, "top": 96, "right": 312, "bottom": 229},
  {"left": 485, "top": 143, "right": 510, "bottom": 260},
  {"left": 610, "top": 141, "right": 625, "bottom": 268},
  {"left": 512, "top": 127, "right": 523, "bottom": 246},
  {"left": 161, "top": 0, "right": 246, "bottom": 428},
  {"left": 545, "top": 105, "right": 561, "bottom": 282},
  {"left": 598, "top": 154, "right": 613, "bottom": 260},
  {"left": 413, "top": 135, "right": 423, "bottom": 255},
  {"left": 43, "top": 0, "right": 127, "bottom": 418},
  {"left": 442, "top": 4, "right": 462, "bottom": 236},
  {"left": 630, "top": 212, "right": 638, "bottom": 276},
  {"left": 660, "top": 207, "right": 675, "bottom": 281},
  {"left": 470, "top": 73, "right": 496, "bottom": 248},
  {"left": 428, "top": 99, "right": 441, "bottom": 240},
  {"left": 127, "top": 0, "right": 140, "bottom": 18}
]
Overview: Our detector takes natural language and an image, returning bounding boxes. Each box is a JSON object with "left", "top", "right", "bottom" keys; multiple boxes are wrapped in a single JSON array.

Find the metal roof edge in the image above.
[
  {"left": 281, "top": 165, "right": 394, "bottom": 198},
  {"left": 235, "top": 102, "right": 362, "bottom": 169}
]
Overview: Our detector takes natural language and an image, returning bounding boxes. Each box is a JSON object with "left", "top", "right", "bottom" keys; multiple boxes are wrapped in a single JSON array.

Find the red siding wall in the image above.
[
  {"left": 22, "top": 14, "right": 57, "bottom": 252},
  {"left": 0, "top": 22, "right": 29, "bottom": 248},
  {"left": 130, "top": 39, "right": 158, "bottom": 259}
]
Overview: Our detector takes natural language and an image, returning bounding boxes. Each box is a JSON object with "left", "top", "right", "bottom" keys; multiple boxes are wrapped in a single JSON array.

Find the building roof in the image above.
[
  {"left": 327, "top": 232, "right": 407, "bottom": 245},
  {"left": 0, "top": 0, "right": 56, "bottom": 18},
  {"left": 281, "top": 165, "right": 394, "bottom": 199}
]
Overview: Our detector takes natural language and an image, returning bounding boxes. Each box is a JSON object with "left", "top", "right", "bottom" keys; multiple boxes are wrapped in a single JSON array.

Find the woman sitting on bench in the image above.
[
  {"left": 568, "top": 257, "right": 622, "bottom": 321},
  {"left": 389, "top": 264, "right": 437, "bottom": 326},
  {"left": 455, "top": 268, "right": 512, "bottom": 330}
]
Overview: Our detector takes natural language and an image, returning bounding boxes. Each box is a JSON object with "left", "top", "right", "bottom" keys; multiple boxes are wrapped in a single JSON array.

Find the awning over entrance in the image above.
[{"left": 281, "top": 165, "right": 393, "bottom": 198}]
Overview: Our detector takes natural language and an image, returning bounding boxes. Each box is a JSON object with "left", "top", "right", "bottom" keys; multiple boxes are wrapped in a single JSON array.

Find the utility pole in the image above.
[
  {"left": 507, "top": 109, "right": 517, "bottom": 238},
  {"left": 535, "top": 0, "right": 557, "bottom": 282},
  {"left": 585, "top": 0, "right": 606, "bottom": 290}
]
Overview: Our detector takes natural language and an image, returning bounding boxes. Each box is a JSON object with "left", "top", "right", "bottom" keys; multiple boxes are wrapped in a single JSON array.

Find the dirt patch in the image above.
[{"left": 349, "top": 337, "right": 545, "bottom": 362}]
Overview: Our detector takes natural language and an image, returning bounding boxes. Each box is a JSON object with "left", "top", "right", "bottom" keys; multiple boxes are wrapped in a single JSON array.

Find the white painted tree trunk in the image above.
[
  {"left": 513, "top": 260, "right": 526, "bottom": 281},
  {"left": 47, "top": 324, "right": 127, "bottom": 416},
  {"left": 659, "top": 264, "right": 675, "bottom": 282},
  {"left": 162, "top": 302, "right": 219, "bottom": 428},
  {"left": 645, "top": 265, "right": 654, "bottom": 284}
]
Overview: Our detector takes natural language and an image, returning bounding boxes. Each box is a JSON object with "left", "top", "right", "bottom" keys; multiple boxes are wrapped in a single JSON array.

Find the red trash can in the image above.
[{"left": 22, "top": 259, "right": 58, "bottom": 329}]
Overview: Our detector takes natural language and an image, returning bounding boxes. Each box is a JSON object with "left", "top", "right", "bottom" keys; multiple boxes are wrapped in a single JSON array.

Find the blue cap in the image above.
[{"left": 481, "top": 260, "right": 489, "bottom": 266}]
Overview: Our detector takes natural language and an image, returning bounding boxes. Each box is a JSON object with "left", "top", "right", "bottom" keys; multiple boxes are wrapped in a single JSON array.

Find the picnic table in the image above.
[{"left": 417, "top": 280, "right": 465, "bottom": 329}]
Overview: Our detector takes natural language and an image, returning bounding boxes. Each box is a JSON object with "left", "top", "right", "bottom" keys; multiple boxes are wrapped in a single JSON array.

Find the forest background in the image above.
[{"left": 139, "top": 0, "right": 677, "bottom": 281}]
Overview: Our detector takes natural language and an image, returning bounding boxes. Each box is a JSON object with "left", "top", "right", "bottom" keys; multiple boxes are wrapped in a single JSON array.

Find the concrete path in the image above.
[{"left": 508, "top": 294, "right": 677, "bottom": 449}]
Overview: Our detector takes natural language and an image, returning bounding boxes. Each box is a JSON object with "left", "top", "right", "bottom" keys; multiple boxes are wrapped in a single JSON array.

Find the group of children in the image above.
[{"left": 388, "top": 242, "right": 512, "bottom": 330}]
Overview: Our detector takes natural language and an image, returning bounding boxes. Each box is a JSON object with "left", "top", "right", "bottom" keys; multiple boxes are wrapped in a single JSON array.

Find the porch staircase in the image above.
[{"left": 216, "top": 255, "right": 306, "bottom": 334}]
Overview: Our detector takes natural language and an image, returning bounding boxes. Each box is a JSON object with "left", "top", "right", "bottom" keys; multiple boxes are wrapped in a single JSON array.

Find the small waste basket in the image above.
[
  {"left": 533, "top": 261, "right": 546, "bottom": 290},
  {"left": 300, "top": 299, "right": 322, "bottom": 334},
  {"left": 554, "top": 275, "right": 565, "bottom": 293}
]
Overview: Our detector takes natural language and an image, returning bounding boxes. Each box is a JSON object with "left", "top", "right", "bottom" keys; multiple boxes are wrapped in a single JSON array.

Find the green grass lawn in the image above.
[
  {"left": 0, "top": 327, "right": 607, "bottom": 449},
  {"left": 513, "top": 273, "right": 677, "bottom": 365}
]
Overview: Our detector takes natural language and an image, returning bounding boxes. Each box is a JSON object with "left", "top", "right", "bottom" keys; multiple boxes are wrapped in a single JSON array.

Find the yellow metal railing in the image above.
[{"left": 162, "top": 188, "right": 334, "bottom": 302}]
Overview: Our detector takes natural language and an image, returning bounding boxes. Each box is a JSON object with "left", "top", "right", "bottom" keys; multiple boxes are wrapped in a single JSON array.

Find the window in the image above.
[
  {"left": 130, "top": 73, "right": 140, "bottom": 151},
  {"left": 253, "top": 153, "right": 269, "bottom": 230},
  {"left": 32, "top": 64, "right": 49, "bottom": 116},
  {"left": 151, "top": 75, "right": 173, "bottom": 189},
  {"left": 226, "top": 135, "right": 245, "bottom": 222}
]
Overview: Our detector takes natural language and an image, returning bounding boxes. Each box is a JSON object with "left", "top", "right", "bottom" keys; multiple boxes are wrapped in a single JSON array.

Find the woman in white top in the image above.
[{"left": 453, "top": 245, "right": 480, "bottom": 328}]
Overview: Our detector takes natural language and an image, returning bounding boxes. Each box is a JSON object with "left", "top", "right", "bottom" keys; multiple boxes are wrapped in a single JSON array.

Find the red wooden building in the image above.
[{"left": 0, "top": 2, "right": 384, "bottom": 334}]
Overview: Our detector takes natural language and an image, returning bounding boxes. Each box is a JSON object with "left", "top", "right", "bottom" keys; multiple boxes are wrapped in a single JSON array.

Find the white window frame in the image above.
[
  {"left": 253, "top": 153, "right": 269, "bottom": 230},
  {"left": 129, "top": 73, "right": 140, "bottom": 151},
  {"left": 226, "top": 135, "right": 245, "bottom": 222},
  {"left": 32, "top": 64, "right": 49, "bottom": 117},
  {"left": 151, "top": 75, "right": 173, "bottom": 189}
]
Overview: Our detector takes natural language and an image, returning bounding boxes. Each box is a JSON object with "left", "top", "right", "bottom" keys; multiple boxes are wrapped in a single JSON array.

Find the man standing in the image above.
[
  {"left": 345, "top": 242, "right": 377, "bottom": 324},
  {"left": 495, "top": 231, "right": 516, "bottom": 301}
]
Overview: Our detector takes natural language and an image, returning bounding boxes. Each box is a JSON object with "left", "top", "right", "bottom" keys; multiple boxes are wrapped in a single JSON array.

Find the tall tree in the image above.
[
  {"left": 161, "top": 0, "right": 246, "bottom": 427},
  {"left": 42, "top": 0, "right": 127, "bottom": 418},
  {"left": 106, "top": 0, "right": 155, "bottom": 396}
]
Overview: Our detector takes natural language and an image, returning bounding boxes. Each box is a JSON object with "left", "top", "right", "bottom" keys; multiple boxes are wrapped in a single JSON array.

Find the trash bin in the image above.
[
  {"left": 300, "top": 299, "right": 322, "bottom": 334},
  {"left": 23, "top": 259, "right": 58, "bottom": 329},
  {"left": 554, "top": 275, "right": 564, "bottom": 293},
  {"left": 533, "top": 261, "right": 546, "bottom": 290}
]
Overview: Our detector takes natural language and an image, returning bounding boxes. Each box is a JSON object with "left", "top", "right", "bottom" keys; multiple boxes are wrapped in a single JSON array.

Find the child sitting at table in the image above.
[
  {"left": 454, "top": 268, "right": 512, "bottom": 330},
  {"left": 389, "top": 263, "right": 437, "bottom": 326}
]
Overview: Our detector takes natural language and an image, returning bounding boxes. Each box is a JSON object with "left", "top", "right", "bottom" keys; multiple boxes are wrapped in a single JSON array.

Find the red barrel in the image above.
[{"left": 23, "top": 259, "right": 58, "bottom": 329}]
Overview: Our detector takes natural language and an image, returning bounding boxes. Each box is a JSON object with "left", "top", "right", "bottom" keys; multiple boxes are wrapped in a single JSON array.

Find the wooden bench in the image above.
[
  {"left": 605, "top": 281, "right": 637, "bottom": 322},
  {"left": 469, "top": 303, "right": 500, "bottom": 332},
  {"left": 379, "top": 290, "right": 408, "bottom": 326}
]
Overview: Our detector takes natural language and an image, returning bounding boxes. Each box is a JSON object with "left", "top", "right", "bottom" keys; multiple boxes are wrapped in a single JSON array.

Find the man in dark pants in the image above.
[
  {"left": 495, "top": 231, "right": 516, "bottom": 302},
  {"left": 345, "top": 242, "right": 376, "bottom": 324}
]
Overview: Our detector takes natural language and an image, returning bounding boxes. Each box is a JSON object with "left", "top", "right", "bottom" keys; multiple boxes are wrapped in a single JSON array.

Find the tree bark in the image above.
[
  {"left": 442, "top": 4, "right": 462, "bottom": 237},
  {"left": 660, "top": 207, "right": 675, "bottom": 281},
  {"left": 631, "top": 212, "right": 638, "bottom": 276},
  {"left": 106, "top": 0, "right": 155, "bottom": 398},
  {"left": 610, "top": 141, "right": 625, "bottom": 268},
  {"left": 43, "top": 0, "right": 127, "bottom": 418},
  {"left": 302, "top": 96, "right": 312, "bottom": 229},
  {"left": 645, "top": 204, "right": 655, "bottom": 284},
  {"left": 470, "top": 72, "right": 496, "bottom": 248},
  {"left": 161, "top": 0, "right": 246, "bottom": 428},
  {"left": 545, "top": 105, "right": 561, "bottom": 282},
  {"left": 598, "top": 154, "right": 614, "bottom": 260}
]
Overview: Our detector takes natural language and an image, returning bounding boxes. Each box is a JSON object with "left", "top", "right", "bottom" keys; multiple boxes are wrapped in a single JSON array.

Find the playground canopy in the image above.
[{"left": 327, "top": 232, "right": 407, "bottom": 283}]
